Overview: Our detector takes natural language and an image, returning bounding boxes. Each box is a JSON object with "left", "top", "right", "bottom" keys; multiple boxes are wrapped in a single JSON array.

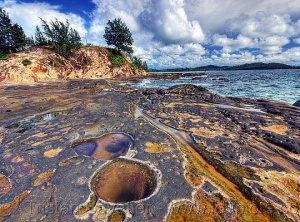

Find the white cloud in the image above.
[
  {"left": 228, "top": 13, "right": 297, "bottom": 38},
  {"left": 90, "top": 0, "right": 205, "bottom": 45},
  {"left": 185, "top": 0, "right": 300, "bottom": 33},
  {"left": 153, "top": 0, "right": 205, "bottom": 44},
  {"left": 1, "top": 0, "right": 87, "bottom": 37},
  {"left": 213, "top": 34, "right": 254, "bottom": 53}
]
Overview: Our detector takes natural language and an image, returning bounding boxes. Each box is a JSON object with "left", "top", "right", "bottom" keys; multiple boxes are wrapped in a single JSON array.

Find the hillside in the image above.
[{"left": 0, "top": 46, "right": 146, "bottom": 83}]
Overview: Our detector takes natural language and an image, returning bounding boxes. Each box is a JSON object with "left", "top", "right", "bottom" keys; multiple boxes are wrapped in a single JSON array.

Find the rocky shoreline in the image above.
[{"left": 0, "top": 78, "right": 299, "bottom": 221}]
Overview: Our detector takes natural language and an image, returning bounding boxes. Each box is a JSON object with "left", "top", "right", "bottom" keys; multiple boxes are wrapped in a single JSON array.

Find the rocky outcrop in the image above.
[
  {"left": 293, "top": 100, "right": 300, "bottom": 107},
  {"left": 0, "top": 47, "right": 146, "bottom": 83}
]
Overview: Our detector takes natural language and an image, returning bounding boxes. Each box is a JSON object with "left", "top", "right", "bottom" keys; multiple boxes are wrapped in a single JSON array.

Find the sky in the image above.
[{"left": 1, "top": 0, "right": 300, "bottom": 69}]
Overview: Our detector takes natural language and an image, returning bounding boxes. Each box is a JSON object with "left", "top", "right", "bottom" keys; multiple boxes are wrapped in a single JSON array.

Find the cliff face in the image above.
[{"left": 0, "top": 47, "right": 146, "bottom": 83}]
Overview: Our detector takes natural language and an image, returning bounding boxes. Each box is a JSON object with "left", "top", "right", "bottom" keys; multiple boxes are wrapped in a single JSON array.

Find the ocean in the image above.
[{"left": 130, "top": 69, "right": 300, "bottom": 104}]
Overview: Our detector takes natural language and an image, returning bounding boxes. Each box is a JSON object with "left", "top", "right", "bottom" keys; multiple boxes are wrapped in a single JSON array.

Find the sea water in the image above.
[{"left": 130, "top": 69, "right": 300, "bottom": 104}]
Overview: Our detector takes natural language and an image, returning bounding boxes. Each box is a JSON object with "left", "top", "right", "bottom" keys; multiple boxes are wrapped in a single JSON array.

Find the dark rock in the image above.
[
  {"left": 219, "top": 77, "right": 229, "bottom": 81},
  {"left": 293, "top": 100, "right": 300, "bottom": 107},
  {"left": 163, "top": 84, "right": 210, "bottom": 95},
  {"left": 192, "top": 76, "right": 207, "bottom": 80}
]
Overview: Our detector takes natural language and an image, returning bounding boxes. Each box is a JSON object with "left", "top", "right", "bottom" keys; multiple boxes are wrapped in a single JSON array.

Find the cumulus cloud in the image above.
[
  {"left": 89, "top": 0, "right": 205, "bottom": 45},
  {"left": 227, "top": 13, "right": 297, "bottom": 38},
  {"left": 0, "top": 0, "right": 87, "bottom": 37},
  {"left": 213, "top": 34, "right": 290, "bottom": 54},
  {"left": 149, "top": 0, "right": 205, "bottom": 44},
  {"left": 185, "top": 0, "right": 300, "bottom": 33}
]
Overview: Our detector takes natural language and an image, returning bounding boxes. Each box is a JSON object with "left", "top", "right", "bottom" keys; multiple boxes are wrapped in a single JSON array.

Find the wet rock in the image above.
[
  {"left": 162, "top": 84, "right": 210, "bottom": 95},
  {"left": 293, "top": 100, "right": 300, "bottom": 107},
  {"left": 0, "top": 80, "right": 299, "bottom": 222}
]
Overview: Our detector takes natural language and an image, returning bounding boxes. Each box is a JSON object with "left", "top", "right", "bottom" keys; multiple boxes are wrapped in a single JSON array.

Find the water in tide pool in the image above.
[{"left": 130, "top": 69, "right": 300, "bottom": 104}]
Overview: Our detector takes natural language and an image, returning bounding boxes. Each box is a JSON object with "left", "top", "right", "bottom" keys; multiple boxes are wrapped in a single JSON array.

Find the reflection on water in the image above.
[
  {"left": 72, "top": 133, "right": 133, "bottom": 160},
  {"left": 5, "top": 111, "right": 64, "bottom": 133}
]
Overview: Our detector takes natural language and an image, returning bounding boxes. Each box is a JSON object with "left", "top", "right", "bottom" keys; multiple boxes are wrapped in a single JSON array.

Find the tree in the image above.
[
  {"left": 38, "top": 18, "right": 82, "bottom": 58},
  {"left": 103, "top": 18, "right": 133, "bottom": 54},
  {"left": 132, "top": 56, "right": 148, "bottom": 71},
  {"left": 11, "top": 23, "right": 27, "bottom": 51},
  {"left": 142, "top": 61, "right": 148, "bottom": 71},
  {"left": 0, "top": 8, "right": 11, "bottom": 54},
  {"left": 34, "top": 26, "right": 47, "bottom": 46},
  {"left": 0, "top": 8, "right": 27, "bottom": 55}
]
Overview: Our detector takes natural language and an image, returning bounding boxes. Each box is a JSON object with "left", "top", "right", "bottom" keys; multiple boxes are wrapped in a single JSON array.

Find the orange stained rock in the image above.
[
  {"left": 260, "top": 124, "right": 288, "bottom": 135},
  {"left": 0, "top": 190, "right": 31, "bottom": 221},
  {"left": 168, "top": 192, "right": 242, "bottom": 222},
  {"left": 108, "top": 210, "right": 126, "bottom": 222},
  {"left": 32, "top": 169, "right": 56, "bottom": 186},
  {"left": 74, "top": 194, "right": 97, "bottom": 216},
  {"left": 145, "top": 142, "right": 165, "bottom": 153},
  {"left": 11, "top": 155, "right": 25, "bottom": 163},
  {"left": 190, "top": 127, "right": 220, "bottom": 138},
  {"left": 59, "top": 157, "right": 77, "bottom": 167},
  {"left": 43, "top": 148, "right": 63, "bottom": 158},
  {"left": 185, "top": 163, "right": 203, "bottom": 187},
  {"left": 31, "top": 141, "right": 44, "bottom": 147},
  {"left": 0, "top": 174, "right": 11, "bottom": 197},
  {"left": 134, "top": 105, "right": 273, "bottom": 221},
  {"left": 177, "top": 138, "right": 272, "bottom": 221},
  {"left": 33, "top": 132, "right": 47, "bottom": 138},
  {"left": 32, "top": 136, "right": 62, "bottom": 147}
]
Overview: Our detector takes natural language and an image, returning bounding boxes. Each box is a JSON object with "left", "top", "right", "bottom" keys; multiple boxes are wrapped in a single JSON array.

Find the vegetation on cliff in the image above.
[
  {"left": 0, "top": 10, "right": 148, "bottom": 77},
  {"left": 36, "top": 19, "right": 82, "bottom": 59}
]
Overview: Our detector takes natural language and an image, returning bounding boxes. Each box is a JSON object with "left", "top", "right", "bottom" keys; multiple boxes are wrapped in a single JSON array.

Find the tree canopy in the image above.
[
  {"left": 0, "top": 8, "right": 27, "bottom": 55},
  {"left": 132, "top": 56, "right": 148, "bottom": 71},
  {"left": 103, "top": 18, "right": 133, "bottom": 54},
  {"left": 36, "top": 18, "right": 82, "bottom": 58}
]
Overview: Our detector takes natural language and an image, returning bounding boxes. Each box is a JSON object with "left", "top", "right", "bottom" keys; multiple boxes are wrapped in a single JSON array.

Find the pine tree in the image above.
[
  {"left": 103, "top": 18, "right": 133, "bottom": 54},
  {"left": 11, "top": 23, "right": 26, "bottom": 51},
  {"left": 0, "top": 8, "right": 12, "bottom": 54},
  {"left": 38, "top": 18, "right": 82, "bottom": 58},
  {"left": 34, "top": 26, "right": 47, "bottom": 46},
  {"left": 0, "top": 8, "right": 27, "bottom": 55}
]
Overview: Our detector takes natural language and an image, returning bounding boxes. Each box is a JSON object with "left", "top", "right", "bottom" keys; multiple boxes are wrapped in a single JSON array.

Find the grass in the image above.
[
  {"left": 108, "top": 52, "right": 126, "bottom": 66},
  {"left": 22, "top": 58, "right": 32, "bottom": 66},
  {"left": 0, "top": 53, "right": 10, "bottom": 60}
]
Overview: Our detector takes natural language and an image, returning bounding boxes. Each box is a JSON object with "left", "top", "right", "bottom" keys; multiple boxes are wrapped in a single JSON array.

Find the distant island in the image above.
[{"left": 150, "top": 62, "right": 300, "bottom": 72}]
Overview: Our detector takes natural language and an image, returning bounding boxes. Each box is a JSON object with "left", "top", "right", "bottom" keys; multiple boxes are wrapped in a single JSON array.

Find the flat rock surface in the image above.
[{"left": 0, "top": 79, "right": 299, "bottom": 222}]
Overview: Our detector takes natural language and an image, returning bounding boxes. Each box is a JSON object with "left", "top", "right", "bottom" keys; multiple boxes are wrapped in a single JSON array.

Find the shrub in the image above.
[
  {"left": 108, "top": 53, "right": 126, "bottom": 66},
  {"left": 0, "top": 54, "right": 9, "bottom": 60},
  {"left": 22, "top": 58, "right": 32, "bottom": 66}
]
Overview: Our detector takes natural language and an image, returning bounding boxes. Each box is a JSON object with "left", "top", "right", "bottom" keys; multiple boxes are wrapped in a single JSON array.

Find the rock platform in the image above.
[{"left": 0, "top": 79, "right": 299, "bottom": 221}]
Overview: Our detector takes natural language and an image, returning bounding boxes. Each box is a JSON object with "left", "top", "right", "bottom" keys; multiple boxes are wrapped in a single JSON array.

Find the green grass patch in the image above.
[
  {"left": 22, "top": 58, "right": 32, "bottom": 66},
  {"left": 0, "top": 53, "right": 10, "bottom": 60},
  {"left": 108, "top": 53, "right": 126, "bottom": 66}
]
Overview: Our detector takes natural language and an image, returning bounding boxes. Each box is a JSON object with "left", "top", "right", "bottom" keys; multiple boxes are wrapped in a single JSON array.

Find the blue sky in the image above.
[{"left": 1, "top": 0, "right": 300, "bottom": 69}]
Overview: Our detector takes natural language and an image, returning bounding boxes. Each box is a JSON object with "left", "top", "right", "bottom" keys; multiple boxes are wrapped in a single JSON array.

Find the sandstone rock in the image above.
[{"left": 0, "top": 47, "right": 146, "bottom": 83}]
